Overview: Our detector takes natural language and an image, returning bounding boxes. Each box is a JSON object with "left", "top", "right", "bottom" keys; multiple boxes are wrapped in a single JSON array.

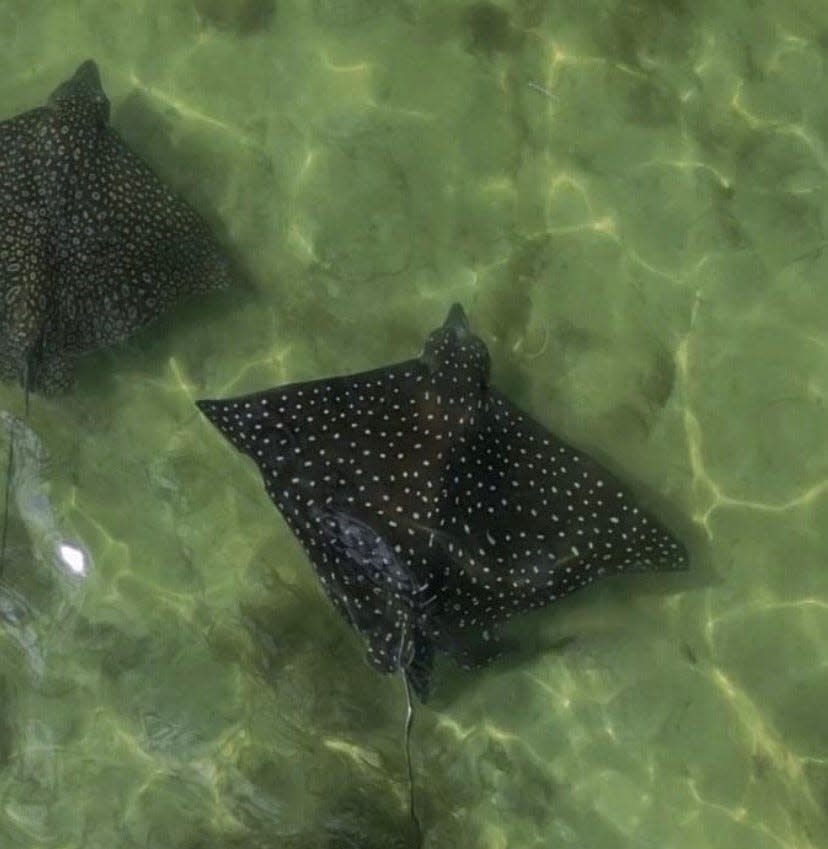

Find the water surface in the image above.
[{"left": 1, "top": 1, "right": 826, "bottom": 847}]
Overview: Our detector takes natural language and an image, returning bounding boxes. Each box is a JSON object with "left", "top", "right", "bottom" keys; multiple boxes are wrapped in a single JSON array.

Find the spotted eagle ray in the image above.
[
  {"left": 197, "top": 304, "right": 688, "bottom": 841},
  {"left": 0, "top": 59, "right": 232, "bottom": 576},
  {"left": 0, "top": 59, "right": 232, "bottom": 394},
  {"left": 198, "top": 304, "right": 687, "bottom": 693}
]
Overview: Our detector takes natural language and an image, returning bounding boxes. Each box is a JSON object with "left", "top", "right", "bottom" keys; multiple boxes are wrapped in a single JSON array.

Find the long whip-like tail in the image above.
[
  {"left": 0, "top": 364, "right": 30, "bottom": 578},
  {"left": 401, "top": 666, "right": 423, "bottom": 849},
  {"left": 395, "top": 615, "right": 423, "bottom": 849}
]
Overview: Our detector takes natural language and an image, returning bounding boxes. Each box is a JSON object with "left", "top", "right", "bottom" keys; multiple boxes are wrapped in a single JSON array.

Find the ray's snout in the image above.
[
  {"left": 443, "top": 303, "right": 470, "bottom": 338},
  {"left": 49, "top": 60, "right": 104, "bottom": 106},
  {"left": 71, "top": 59, "right": 102, "bottom": 89}
]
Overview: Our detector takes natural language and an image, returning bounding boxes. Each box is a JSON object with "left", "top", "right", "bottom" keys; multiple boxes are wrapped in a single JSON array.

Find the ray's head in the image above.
[
  {"left": 420, "top": 304, "right": 490, "bottom": 393},
  {"left": 47, "top": 59, "right": 110, "bottom": 123}
]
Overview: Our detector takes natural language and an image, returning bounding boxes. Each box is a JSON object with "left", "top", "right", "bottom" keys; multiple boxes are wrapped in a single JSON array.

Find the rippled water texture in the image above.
[{"left": 1, "top": 1, "right": 826, "bottom": 847}]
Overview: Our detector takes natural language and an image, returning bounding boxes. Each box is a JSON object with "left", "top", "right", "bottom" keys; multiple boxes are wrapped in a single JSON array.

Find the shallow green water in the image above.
[{"left": 1, "top": 1, "right": 827, "bottom": 847}]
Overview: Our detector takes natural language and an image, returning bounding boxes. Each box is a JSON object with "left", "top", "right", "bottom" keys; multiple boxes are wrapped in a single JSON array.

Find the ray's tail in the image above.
[
  {"left": 0, "top": 364, "right": 30, "bottom": 578},
  {"left": 401, "top": 667, "right": 423, "bottom": 849},
  {"left": 0, "top": 426, "right": 12, "bottom": 577},
  {"left": 395, "top": 617, "right": 423, "bottom": 848}
]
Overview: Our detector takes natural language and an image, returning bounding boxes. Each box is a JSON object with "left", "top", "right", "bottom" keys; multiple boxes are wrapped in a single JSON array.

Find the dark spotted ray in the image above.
[
  {"left": 197, "top": 304, "right": 688, "bottom": 700},
  {"left": 0, "top": 59, "right": 233, "bottom": 578},
  {"left": 0, "top": 59, "right": 233, "bottom": 394}
]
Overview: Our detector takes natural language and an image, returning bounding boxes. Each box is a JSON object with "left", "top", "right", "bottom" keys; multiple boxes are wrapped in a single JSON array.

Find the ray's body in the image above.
[
  {"left": 198, "top": 305, "right": 687, "bottom": 696},
  {"left": 0, "top": 59, "right": 232, "bottom": 393},
  {"left": 198, "top": 305, "right": 688, "bottom": 841},
  {"left": 0, "top": 60, "right": 232, "bottom": 573}
]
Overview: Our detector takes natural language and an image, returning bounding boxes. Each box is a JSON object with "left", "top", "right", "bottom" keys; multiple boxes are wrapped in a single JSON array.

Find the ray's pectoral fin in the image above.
[
  {"left": 316, "top": 507, "right": 420, "bottom": 600},
  {"left": 432, "top": 620, "right": 509, "bottom": 670},
  {"left": 308, "top": 503, "right": 421, "bottom": 676}
]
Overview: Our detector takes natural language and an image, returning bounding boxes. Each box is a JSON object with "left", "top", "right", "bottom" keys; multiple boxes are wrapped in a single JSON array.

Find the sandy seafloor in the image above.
[{"left": 1, "top": 0, "right": 827, "bottom": 847}]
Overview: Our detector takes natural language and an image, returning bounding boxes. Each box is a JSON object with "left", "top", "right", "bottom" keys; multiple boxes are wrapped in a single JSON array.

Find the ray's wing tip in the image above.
[
  {"left": 669, "top": 555, "right": 690, "bottom": 572},
  {"left": 195, "top": 398, "right": 220, "bottom": 423},
  {"left": 666, "top": 538, "right": 691, "bottom": 572},
  {"left": 195, "top": 398, "right": 243, "bottom": 447}
]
